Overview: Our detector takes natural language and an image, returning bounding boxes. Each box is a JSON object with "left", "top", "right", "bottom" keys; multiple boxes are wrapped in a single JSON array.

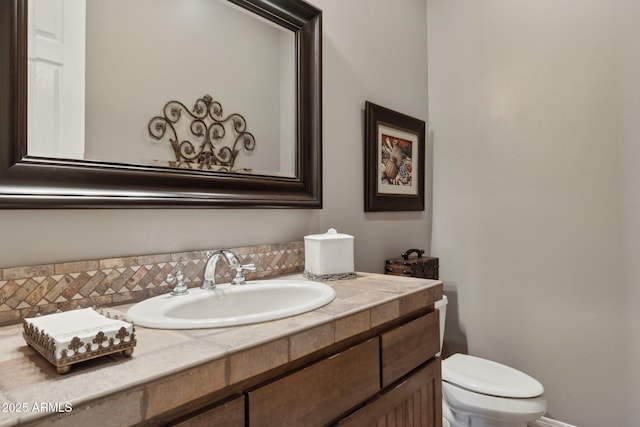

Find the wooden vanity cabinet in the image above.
[
  {"left": 334, "top": 310, "right": 442, "bottom": 427},
  {"left": 166, "top": 309, "right": 441, "bottom": 427},
  {"left": 247, "top": 310, "right": 441, "bottom": 427}
]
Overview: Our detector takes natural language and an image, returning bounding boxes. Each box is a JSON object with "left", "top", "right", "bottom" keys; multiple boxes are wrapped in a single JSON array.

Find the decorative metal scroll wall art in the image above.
[{"left": 148, "top": 95, "right": 256, "bottom": 172}]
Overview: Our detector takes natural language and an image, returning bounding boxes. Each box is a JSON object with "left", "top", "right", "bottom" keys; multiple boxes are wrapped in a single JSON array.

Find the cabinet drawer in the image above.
[
  {"left": 171, "top": 395, "right": 244, "bottom": 427},
  {"left": 380, "top": 310, "right": 439, "bottom": 387},
  {"left": 248, "top": 338, "right": 380, "bottom": 427}
]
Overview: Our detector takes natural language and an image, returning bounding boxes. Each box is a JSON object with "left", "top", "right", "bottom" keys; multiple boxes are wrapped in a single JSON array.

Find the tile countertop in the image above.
[{"left": 0, "top": 273, "right": 442, "bottom": 426}]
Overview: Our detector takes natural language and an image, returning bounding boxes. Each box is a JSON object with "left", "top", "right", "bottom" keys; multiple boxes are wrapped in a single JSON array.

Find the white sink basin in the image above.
[{"left": 125, "top": 279, "right": 335, "bottom": 329}]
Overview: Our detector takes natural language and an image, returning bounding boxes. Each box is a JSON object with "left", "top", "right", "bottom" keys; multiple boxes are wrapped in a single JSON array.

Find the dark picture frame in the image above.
[{"left": 364, "top": 101, "right": 425, "bottom": 212}]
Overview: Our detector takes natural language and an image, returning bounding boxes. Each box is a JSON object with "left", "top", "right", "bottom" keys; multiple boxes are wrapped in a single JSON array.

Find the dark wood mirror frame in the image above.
[{"left": 0, "top": 0, "right": 322, "bottom": 208}]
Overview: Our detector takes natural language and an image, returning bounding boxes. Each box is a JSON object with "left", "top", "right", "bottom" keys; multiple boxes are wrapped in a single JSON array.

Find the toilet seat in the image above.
[
  {"left": 442, "top": 382, "right": 547, "bottom": 423},
  {"left": 442, "top": 354, "right": 544, "bottom": 398}
]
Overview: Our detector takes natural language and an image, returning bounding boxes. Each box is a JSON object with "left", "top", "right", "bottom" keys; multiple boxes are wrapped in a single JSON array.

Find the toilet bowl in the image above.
[{"left": 435, "top": 296, "right": 546, "bottom": 427}]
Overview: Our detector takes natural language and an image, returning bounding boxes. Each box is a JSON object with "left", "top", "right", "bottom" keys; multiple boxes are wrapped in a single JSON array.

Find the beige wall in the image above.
[
  {"left": 620, "top": 1, "right": 640, "bottom": 424},
  {"left": 429, "top": 0, "right": 636, "bottom": 425},
  {"left": 0, "top": 0, "right": 430, "bottom": 278},
  {"left": 310, "top": 0, "right": 431, "bottom": 273},
  {"left": 84, "top": 0, "right": 286, "bottom": 173}
]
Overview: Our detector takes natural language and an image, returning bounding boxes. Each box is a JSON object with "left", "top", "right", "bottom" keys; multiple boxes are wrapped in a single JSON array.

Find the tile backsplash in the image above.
[{"left": 0, "top": 241, "right": 304, "bottom": 325}]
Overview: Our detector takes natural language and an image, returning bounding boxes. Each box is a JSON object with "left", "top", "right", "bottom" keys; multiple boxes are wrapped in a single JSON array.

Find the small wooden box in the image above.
[{"left": 385, "top": 249, "right": 439, "bottom": 280}]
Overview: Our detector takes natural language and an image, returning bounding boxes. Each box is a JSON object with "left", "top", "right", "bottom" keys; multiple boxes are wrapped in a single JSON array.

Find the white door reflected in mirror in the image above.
[{"left": 28, "top": 0, "right": 86, "bottom": 159}]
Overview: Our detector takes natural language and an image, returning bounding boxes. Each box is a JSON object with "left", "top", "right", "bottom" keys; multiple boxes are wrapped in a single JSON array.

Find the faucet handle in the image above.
[
  {"left": 167, "top": 271, "right": 188, "bottom": 296},
  {"left": 241, "top": 263, "right": 257, "bottom": 271},
  {"left": 230, "top": 263, "right": 256, "bottom": 285}
]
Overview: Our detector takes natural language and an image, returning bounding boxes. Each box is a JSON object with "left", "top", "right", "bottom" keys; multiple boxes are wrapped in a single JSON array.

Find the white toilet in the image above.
[{"left": 435, "top": 296, "right": 547, "bottom": 427}]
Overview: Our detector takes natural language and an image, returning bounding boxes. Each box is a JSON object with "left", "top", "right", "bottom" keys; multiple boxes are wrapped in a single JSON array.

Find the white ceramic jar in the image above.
[{"left": 304, "top": 228, "right": 354, "bottom": 276}]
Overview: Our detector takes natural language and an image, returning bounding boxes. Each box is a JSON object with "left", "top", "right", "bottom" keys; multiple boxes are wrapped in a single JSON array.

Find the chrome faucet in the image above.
[{"left": 202, "top": 249, "right": 257, "bottom": 289}]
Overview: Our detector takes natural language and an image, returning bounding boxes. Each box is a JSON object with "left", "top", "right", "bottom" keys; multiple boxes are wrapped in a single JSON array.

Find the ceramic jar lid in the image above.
[{"left": 304, "top": 228, "right": 354, "bottom": 240}]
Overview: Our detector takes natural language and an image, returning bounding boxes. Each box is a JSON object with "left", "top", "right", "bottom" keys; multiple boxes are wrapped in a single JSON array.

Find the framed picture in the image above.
[{"left": 364, "top": 101, "right": 426, "bottom": 211}]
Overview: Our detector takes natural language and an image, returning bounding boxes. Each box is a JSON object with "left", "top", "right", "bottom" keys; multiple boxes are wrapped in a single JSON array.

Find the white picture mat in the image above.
[{"left": 377, "top": 123, "right": 419, "bottom": 195}]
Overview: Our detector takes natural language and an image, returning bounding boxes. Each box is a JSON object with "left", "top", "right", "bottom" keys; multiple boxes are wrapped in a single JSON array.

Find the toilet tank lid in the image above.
[
  {"left": 442, "top": 353, "right": 544, "bottom": 398},
  {"left": 435, "top": 295, "right": 448, "bottom": 309}
]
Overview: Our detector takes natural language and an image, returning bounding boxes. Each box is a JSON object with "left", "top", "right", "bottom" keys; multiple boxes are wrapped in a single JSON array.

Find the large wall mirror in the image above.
[{"left": 0, "top": 0, "right": 322, "bottom": 208}]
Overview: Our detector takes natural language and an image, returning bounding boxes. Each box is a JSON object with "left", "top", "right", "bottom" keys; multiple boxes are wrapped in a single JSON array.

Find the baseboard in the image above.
[{"left": 529, "top": 416, "right": 577, "bottom": 427}]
